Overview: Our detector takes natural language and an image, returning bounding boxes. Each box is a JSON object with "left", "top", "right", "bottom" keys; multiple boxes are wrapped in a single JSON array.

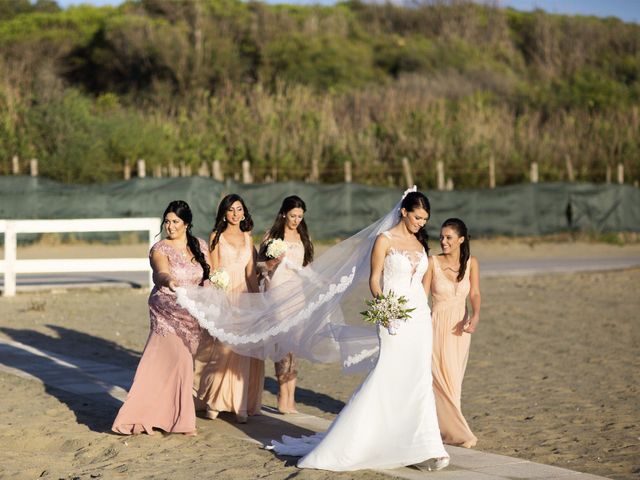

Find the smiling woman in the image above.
[
  {"left": 112, "top": 200, "right": 211, "bottom": 436},
  {"left": 430, "top": 218, "right": 481, "bottom": 448},
  {"left": 192, "top": 194, "right": 264, "bottom": 424}
]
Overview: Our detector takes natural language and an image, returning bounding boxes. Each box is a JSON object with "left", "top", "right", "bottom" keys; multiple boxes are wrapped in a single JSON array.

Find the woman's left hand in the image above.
[{"left": 463, "top": 315, "right": 479, "bottom": 334}]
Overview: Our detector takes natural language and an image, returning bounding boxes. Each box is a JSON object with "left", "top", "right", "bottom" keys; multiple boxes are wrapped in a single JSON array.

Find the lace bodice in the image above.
[
  {"left": 381, "top": 232, "right": 428, "bottom": 309},
  {"left": 148, "top": 238, "right": 208, "bottom": 353},
  {"left": 151, "top": 240, "right": 208, "bottom": 287}
]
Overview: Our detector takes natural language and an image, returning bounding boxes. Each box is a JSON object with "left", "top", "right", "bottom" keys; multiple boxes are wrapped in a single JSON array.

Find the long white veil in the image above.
[{"left": 175, "top": 187, "right": 416, "bottom": 372}]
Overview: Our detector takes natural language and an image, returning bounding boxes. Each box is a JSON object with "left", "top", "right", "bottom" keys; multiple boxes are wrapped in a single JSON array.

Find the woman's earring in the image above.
[
  {"left": 223, "top": 218, "right": 227, "bottom": 222},
  {"left": 241, "top": 216, "right": 245, "bottom": 221}
]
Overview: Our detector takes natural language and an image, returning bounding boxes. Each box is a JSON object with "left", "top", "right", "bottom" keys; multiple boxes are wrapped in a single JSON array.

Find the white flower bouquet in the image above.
[
  {"left": 360, "top": 291, "right": 415, "bottom": 335},
  {"left": 208, "top": 268, "right": 230, "bottom": 290},
  {"left": 266, "top": 238, "right": 288, "bottom": 259}
]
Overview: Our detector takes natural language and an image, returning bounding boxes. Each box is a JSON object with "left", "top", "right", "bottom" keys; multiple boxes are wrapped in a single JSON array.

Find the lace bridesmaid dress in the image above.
[
  {"left": 431, "top": 255, "right": 477, "bottom": 447},
  {"left": 271, "top": 232, "right": 448, "bottom": 470},
  {"left": 112, "top": 239, "right": 207, "bottom": 435},
  {"left": 193, "top": 232, "right": 265, "bottom": 417}
]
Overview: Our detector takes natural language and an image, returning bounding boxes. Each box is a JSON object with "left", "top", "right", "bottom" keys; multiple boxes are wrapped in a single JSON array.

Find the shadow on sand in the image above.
[{"left": 0, "top": 326, "right": 345, "bottom": 440}]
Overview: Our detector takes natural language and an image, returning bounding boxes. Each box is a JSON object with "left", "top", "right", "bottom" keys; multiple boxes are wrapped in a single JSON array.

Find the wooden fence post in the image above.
[
  {"left": 212, "top": 160, "right": 223, "bottom": 181},
  {"left": 344, "top": 161, "right": 352, "bottom": 183},
  {"left": 29, "top": 158, "right": 38, "bottom": 177},
  {"left": 617, "top": 163, "right": 624, "bottom": 184},
  {"left": 565, "top": 155, "right": 574, "bottom": 182},
  {"left": 310, "top": 159, "right": 319, "bottom": 183},
  {"left": 137, "top": 159, "right": 146, "bottom": 178},
  {"left": 401, "top": 157, "right": 414, "bottom": 188},
  {"left": 123, "top": 159, "right": 131, "bottom": 180},
  {"left": 530, "top": 162, "right": 539, "bottom": 183},
  {"left": 606, "top": 164, "right": 612, "bottom": 183},
  {"left": 153, "top": 165, "right": 162, "bottom": 178},
  {"left": 11, "top": 155, "right": 19, "bottom": 175},
  {"left": 197, "top": 162, "right": 209, "bottom": 177},
  {"left": 489, "top": 156, "right": 496, "bottom": 189},
  {"left": 445, "top": 178, "right": 454, "bottom": 191},
  {"left": 241, "top": 160, "right": 253, "bottom": 184},
  {"left": 436, "top": 161, "right": 445, "bottom": 190}
]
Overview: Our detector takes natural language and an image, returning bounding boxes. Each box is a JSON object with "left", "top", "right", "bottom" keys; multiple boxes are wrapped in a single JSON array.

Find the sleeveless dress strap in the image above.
[{"left": 381, "top": 231, "right": 392, "bottom": 239}]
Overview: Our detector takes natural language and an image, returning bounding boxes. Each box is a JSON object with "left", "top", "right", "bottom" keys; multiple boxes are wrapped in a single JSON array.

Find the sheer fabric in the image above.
[{"left": 175, "top": 187, "right": 418, "bottom": 371}]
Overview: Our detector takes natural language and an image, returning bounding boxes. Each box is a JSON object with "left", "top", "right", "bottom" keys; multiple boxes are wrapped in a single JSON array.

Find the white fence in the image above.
[{"left": 0, "top": 218, "right": 160, "bottom": 297}]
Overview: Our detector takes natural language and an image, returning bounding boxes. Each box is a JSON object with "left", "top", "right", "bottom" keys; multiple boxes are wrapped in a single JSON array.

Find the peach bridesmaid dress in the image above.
[
  {"left": 112, "top": 239, "right": 208, "bottom": 435},
  {"left": 264, "top": 239, "right": 306, "bottom": 381},
  {"left": 431, "top": 255, "right": 478, "bottom": 447},
  {"left": 193, "top": 232, "right": 264, "bottom": 418}
]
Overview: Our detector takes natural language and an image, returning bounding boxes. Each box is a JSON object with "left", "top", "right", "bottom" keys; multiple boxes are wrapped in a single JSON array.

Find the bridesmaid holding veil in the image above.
[
  {"left": 193, "top": 194, "right": 264, "bottom": 424},
  {"left": 112, "top": 200, "right": 210, "bottom": 436},
  {"left": 430, "top": 218, "right": 480, "bottom": 448},
  {"left": 257, "top": 195, "right": 314, "bottom": 414}
]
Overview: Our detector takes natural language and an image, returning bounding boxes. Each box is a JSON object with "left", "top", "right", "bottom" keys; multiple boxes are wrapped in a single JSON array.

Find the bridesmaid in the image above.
[
  {"left": 258, "top": 195, "right": 314, "bottom": 414},
  {"left": 193, "top": 194, "right": 264, "bottom": 424},
  {"left": 429, "top": 218, "right": 480, "bottom": 448},
  {"left": 112, "top": 200, "right": 210, "bottom": 436}
]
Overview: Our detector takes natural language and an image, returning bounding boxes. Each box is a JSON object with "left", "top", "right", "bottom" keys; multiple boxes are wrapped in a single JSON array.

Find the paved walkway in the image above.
[{"left": 0, "top": 338, "right": 607, "bottom": 479}]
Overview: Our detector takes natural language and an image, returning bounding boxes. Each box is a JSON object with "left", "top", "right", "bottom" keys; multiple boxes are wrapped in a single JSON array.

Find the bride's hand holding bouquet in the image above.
[{"left": 360, "top": 290, "right": 415, "bottom": 335}]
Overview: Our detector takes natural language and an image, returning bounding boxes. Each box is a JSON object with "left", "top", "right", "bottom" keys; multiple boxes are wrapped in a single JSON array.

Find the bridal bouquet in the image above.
[
  {"left": 360, "top": 291, "right": 415, "bottom": 335},
  {"left": 266, "top": 238, "right": 288, "bottom": 259},
  {"left": 208, "top": 268, "right": 230, "bottom": 290}
]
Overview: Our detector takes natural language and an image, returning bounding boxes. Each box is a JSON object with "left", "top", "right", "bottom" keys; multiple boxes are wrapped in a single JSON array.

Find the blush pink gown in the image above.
[
  {"left": 112, "top": 239, "right": 208, "bottom": 435},
  {"left": 193, "top": 232, "right": 264, "bottom": 417},
  {"left": 431, "top": 255, "right": 478, "bottom": 447}
]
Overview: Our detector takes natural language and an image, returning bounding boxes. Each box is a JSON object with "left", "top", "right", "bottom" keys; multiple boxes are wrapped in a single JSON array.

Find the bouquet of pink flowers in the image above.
[{"left": 360, "top": 291, "right": 415, "bottom": 335}]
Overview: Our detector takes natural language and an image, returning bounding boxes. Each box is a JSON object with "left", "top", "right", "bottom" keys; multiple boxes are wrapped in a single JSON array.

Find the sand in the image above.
[{"left": 0, "top": 240, "right": 639, "bottom": 479}]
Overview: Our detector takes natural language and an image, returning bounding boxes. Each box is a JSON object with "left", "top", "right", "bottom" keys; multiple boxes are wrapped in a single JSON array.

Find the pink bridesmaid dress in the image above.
[
  {"left": 430, "top": 255, "right": 478, "bottom": 447},
  {"left": 112, "top": 238, "right": 208, "bottom": 435},
  {"left": 193, "top": 232, "right": 265, "bottom": 417}
]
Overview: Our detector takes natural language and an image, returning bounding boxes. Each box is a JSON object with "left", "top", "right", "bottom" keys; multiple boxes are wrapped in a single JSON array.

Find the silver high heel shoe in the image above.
[{"left": 413, "top": 456, "right": 450, "bottom": 471}]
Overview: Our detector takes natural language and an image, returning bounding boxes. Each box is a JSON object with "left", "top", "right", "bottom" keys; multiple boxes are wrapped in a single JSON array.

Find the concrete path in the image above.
[{"left": 0, "top": 338, "right": 607, "bottom": 479}]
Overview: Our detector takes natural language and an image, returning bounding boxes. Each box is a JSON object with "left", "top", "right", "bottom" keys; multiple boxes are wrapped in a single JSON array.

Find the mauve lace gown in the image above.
[
  {"left": 193, "top": 232, "right": 265, "bottom": 417},
  {"left": 112, "top": 239, "right": 207, "bottom": 435},
  {"left": 431, "top": 255, "right": 477, "bottom": 447}
]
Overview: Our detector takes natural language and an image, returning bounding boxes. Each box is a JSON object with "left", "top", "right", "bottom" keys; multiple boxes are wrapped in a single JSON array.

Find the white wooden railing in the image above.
[{"left": 0, "top": 218, "right": 160, "bottom": 297}]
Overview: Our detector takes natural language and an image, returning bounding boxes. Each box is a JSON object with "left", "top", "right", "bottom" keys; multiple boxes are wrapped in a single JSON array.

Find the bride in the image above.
[
  {"left": 176, "top": 188, "right": 449, "bottom": 471},
  {"left": 269, "top": 190, "right": 449, "bottom": 471}
]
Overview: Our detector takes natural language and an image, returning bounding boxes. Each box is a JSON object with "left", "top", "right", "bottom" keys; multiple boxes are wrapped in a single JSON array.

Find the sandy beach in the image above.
[{"left": 0, "top": 240, "right": 639, "bottom": 479}]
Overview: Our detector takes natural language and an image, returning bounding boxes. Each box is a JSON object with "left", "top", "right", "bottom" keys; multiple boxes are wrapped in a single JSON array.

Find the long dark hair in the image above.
[
  {"left": 210, "top": 193, "right": 254, "bottom": 252},
  {"left": 263, "top": 195, "right": 314, "bottom": 266},
  {"left": 401, "top": 191, "right": 431, "bottom": 255},
  {"left": 162, "top": 200, "right": 210, "bottom": 285},
  {"left": 441, "top": 217, "right": 470, "bottom": 282}
]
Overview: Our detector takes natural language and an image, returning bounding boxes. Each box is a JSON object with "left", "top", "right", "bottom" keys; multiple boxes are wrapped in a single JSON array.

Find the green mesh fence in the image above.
[{"left": 1, "top": 177, "right": 638, "bottom": 240}]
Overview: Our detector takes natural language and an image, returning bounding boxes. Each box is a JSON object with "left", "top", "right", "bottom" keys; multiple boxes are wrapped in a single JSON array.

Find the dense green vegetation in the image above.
[{"left": 0, "top": 0, "right": 638, "bottom": 186}]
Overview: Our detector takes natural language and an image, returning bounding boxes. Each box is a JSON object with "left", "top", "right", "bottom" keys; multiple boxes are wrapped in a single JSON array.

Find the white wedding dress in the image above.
[{"left": 270, "top": 233, "right": 449, "bottom": 471}]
